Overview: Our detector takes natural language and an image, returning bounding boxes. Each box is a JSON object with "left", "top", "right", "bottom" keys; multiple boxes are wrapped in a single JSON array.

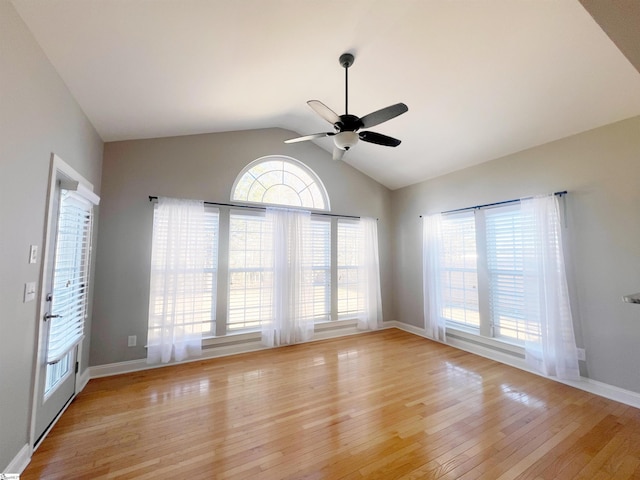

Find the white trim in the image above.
[
  {"left": 387, "top": 321, "right": 640, "bottom": 410},
  {"left": 90, "top": 340, "right": 269, "bottom": 378},
  {"left": 30, "top": 153, "right": 98, "bottom": 453},
  {"left": 230, "top": 155, "right": 331, "bottom": 212},
  {"left": 382, "top": 320, "right": 424, "bottom": 336},
  {"left": 90, "top": 320, "right": 367, "bottom": 379},
  {"left": 4, "top": 443, "right": 30, "bottom": 475},
  {"left": 60, "top": 179, "right": 100, "bottom": 205},
  {"left": 446, "top": 326, "right": 525, "bottom": 356},
  {"left": 77, "top": 366, "right": 91, "bottom": 393},
  {"left": 89, "top": 358, "right": 157, "bottom": 378},
  {"left": 577, "top": 378, "right": 640, "bottom": 409}
]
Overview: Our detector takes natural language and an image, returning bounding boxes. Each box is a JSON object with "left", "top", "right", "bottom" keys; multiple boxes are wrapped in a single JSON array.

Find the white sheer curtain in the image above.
[
  {"left": 147, "top": 197, "right": 206, "bottom": 364},
  {"left": 358, "top": 217, "right": 382, "bottom": 330},
  {"left": 423, "top": 214, "right": 447, "bottom": 342},
  {"left": 262, "top": 208, "right": 315, "bottom": 347},
  {"left": 521, "top": 195, "right": 580, "bottom": 380}
]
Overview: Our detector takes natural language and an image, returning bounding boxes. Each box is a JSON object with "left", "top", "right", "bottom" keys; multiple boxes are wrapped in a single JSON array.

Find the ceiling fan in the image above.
[{"left": 285, "top": 53, "right": 408, "bottom": 161}]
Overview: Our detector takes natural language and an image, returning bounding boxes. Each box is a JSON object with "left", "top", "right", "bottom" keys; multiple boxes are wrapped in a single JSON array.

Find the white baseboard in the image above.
[
  {"left": 77, "top": 366, "right": 91, "bottom": 392},
  {"left": 382, "top": 320, "right": 423, "bottom": 336},
  {"left": 4, "top": 443, "right": 30, "bottom": 474},
  {"left": 89, "top": 322, "right": 368, "bottom": 379},
  {"left": 387, "top": 320, "right": 640, "bottom": 410},
  {"left": 90, "top": 340, "right": 268, "bottom": 378},
  {"left": 578, "top": 378, "right": 640, "bottom": 409}
]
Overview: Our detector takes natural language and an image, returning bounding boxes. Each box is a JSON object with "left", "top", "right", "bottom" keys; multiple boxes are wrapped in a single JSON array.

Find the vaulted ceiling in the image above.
[{"left": 12, "top": 0, "right": 640, "bottom": 190}]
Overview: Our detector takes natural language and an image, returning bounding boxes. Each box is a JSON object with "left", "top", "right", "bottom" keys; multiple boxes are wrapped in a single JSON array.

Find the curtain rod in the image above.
[
  {"left": 148, "top": 196, "right": 361, "bottom": 220},
  {"left": 419, "top": 191, "right": 567, "bottom": 218}
]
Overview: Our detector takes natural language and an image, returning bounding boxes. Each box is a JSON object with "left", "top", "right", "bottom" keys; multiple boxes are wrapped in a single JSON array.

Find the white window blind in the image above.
[
  {"left": 440, "top": 212, "right": 480, "bottom": 331},
  {"left": 337, "top": 219, "right": 363, "bottom": 318},
  {"left": 228, "top": 212, "right": 331, "bottom": 331},
  {"left": 485, "top": 205, "right": 540, "bottom": 343},
  {"left": 47, "top": 190, "right": 94, "bottom": 364},
  {"left": 45, "top": 351, "right": 71, "bottom": 394},
  {"left": 228, "top": 211, "right": 273, "bottom": 331},
  {"left": 148, "top": 206, "right": 219, "bottom": 339},
  {"left": 308, "top": 217, "right": 331, "bottom": 322}
]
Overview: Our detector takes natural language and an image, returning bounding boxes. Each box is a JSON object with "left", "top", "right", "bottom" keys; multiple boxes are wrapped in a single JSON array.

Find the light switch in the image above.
[
  {"left": 29, "top": 245, "right": 38, "bottom": 264},
  {"left": 24, "top": 282, "right": 36, "bottom": 303},
  {"left": 128, "top": 335, "right": 137, "bottom": 347}
]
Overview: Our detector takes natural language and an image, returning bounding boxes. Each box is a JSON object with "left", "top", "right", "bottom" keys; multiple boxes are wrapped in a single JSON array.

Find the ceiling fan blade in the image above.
[
  {"left": 307, "top": 100, "right": 341, "bottom": 125},
  {"left": 333, "top": 147, "right": 346, "bottom": 161},
  {"left": 359, "top": 131, "right": 402, "bottom": 147},
  {"left": 360, "top": 103, "right": 408, "bottom": 129},
  {"left": 284, "top": 132, "right": 334, "bottom": 144}
]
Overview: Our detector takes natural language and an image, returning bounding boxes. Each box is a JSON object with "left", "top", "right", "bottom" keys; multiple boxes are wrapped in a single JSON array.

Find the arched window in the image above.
[{"left": 231, "top": 156, "right": 330, "bottom": 211}]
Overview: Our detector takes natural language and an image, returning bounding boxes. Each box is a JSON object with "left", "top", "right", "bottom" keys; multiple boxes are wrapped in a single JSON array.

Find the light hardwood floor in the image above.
[{"left": 22, "top": 329, "right": 640, "bottom": 479}]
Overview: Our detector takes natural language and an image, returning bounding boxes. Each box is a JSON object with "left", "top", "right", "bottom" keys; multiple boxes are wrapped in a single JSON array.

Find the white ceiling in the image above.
[{"left": 12, "top": 0, "right": 640, "bottom": 190}]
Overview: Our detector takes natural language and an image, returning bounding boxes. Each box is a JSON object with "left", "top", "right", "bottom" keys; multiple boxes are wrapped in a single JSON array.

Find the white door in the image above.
[{"left": 33, "top": 155, "right": 99, "bottom": 445}]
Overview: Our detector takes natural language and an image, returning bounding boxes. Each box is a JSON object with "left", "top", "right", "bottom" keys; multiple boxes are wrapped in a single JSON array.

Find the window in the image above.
[
  {"left": 426, "top": 194, "right": 579, "bottom": 380},
  {"left": 440, "top": 212, "right": 479, "bottom": 331},
  {"left": 231, "top": 156, "right": 330, "bottom": 211},
  {"left": 227, "top": 211, "right": 273, "bottom": 332},
  {"left": 437, "top": 203, "right": 537, "bottom": 345},
  {"left": 227, "top": 212, "right": 331, "bottom": 332},
  {"left": 45, "top": 188, "right": 95, "bottom": 394},
  {"left": 227, "top": 157, "right": 333, "bottom": 333},
  {"left": 308, "top": 217, "right": 331, "bottom": 322},
  {"left": 148, "top": 158, "right": 383, "bottom": 344},
  {"left": 149, "top": 205, "right": 219, "bottom": 338},
  {"left": 485, "top": 205, "right": 537, "bottom": 343},
  {"left": 337, "top": 219, "right": 364, "bottom": 319}
]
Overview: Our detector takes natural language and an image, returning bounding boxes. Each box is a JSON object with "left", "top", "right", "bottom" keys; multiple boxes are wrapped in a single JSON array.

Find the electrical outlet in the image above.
[
  {"left": 577, "top": 348, "right": 586, "bottom": 361},
  {"left": 128, "top": 335, "right": 137, "bottom": 347},
  {"left": 24, "top": 282, "right": 36, "bottom": 302}
]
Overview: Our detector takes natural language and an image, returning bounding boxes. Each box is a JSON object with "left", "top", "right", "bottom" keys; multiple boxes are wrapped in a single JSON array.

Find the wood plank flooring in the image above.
[{"left": 22, "top": 329, "right": 640, "bottom": 479}]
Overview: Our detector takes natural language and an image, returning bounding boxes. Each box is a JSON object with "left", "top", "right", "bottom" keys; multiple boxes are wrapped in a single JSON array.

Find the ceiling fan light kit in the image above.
[
  {"left": 334, "top": 131, "right": 359, "bottom": 151},
  {"left": 285, "top": 52, "right": 408, "bottom": 161}
]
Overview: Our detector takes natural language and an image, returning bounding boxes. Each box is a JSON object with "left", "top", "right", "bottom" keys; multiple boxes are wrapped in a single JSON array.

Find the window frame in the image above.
[
  {"left": 148, "top": 157, "right": 380, "bottom": 343},
  {"left": 307, "top": 216, "right": 332, "bottom": 323},
  {"left": 230, "top": 155, "right": 331, "bottom": 212},
  {"left": 226, "top": 210, "right": 334, "bottom": 334},
  {"left": 439, "top": 210, "right": 481, "bottom": 334},
  {"left": 148, "top": 204, "right": 220, "bottom": 339},
  {"left": 336, "top": 218, "right": 365, "bottom": 320},
  {"left": 226, "top": 209, "right": 274, "bottom": 333},
  {"left": 439, "top": 202, "right": 539, "bottom": 348}
]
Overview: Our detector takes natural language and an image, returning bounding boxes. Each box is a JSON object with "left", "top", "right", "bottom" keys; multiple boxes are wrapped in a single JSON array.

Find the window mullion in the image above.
[
  {"left": 475, "top": 209, "right": 492, "bottom": 338},
  {"left": 330, "top": 217, "right": 338, "bottom": 321},
  {"left": 215, "top": 208, "right": 231, "bottom": 337}
]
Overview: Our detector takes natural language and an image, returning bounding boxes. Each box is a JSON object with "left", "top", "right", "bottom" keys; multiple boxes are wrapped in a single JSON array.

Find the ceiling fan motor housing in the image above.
[{"left": 336, "top": 114, "right": 362, "bottom": 132}]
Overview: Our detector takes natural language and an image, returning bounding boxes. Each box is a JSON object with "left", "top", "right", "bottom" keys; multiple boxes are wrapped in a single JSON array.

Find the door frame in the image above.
[{"left": 29, "top": 153, "right": 98, "bottom": 451}]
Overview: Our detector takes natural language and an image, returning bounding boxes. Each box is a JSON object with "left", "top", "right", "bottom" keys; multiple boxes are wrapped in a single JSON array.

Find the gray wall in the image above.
[
  {"left": 0, "top": 1, "right": 103, "bottom": 470},
  {"left": 91, "top": 129, "right": 393, "bottom": 366},
  {"left": 391, "top": 115, "right": 640, "bottom": 393}
]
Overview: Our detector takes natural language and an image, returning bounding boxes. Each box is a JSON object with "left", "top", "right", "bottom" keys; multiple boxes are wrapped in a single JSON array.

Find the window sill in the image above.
[
  {"left": 446, "top": 327, "right": 525, "bottom": 359},
  {"left": 201, "top": 319, "right": 360, "bottom": 349}
]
